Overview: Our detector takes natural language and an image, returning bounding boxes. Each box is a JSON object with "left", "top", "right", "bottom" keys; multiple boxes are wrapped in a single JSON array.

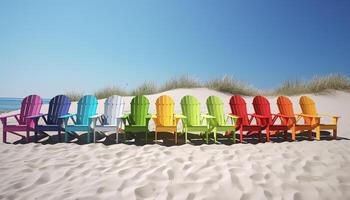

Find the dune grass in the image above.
[
  {"left": 94, "top": 86, "right": 128, "bottom": 99},
  {"left": 271, "top": 74, "right": 350, "bottom": 96},
  {"left": 65, "top": 92, "right": 84, "bottom": 102},
  {"left": 205, "top": 75, "right": 260, "bottom": 96},
  {"left": 159, "top": 75, "right": 202, "bottom": 92},
  {"left": 65, "top": 74, "right": 350, "bottom": 100},
  {"left": 131, "top": 81, "right": 158, "bottom": 96}
]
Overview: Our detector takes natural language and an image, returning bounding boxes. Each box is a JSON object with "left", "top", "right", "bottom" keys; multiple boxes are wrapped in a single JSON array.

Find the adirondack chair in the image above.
[
  {"left": 180, "top": 95, "right": 215, "bottom": 144},
  {"left": 0, "top": 95, "right": 42, "bottom": 143},
  {"left": 252, "top": 96, "right": 296, "bottom": 142},
  {"left": 206, "top": 96, "right": 238, "bottom": 144},
  {"left": 299, "top": 96, "right": 339, "bottom": 140},
  {"left": 120, "top": 95, "right": 152, "bottom": 143},
  {"left": 90, "top": 95, "right": 124, "bottom": 143},
  {"left": 28, "top": 95, "right": 71, "bottom": 142},
  {"left": 59, "top": 95, "right": 98, "bottom": 143},
  {"left": 277, "top": 96, "right": 320, "bottom": 141},
  {"left": 152, "top": 95, "right": 185, "bottom": 144},
  {"left": 229, "top": 95, "right": 269, "bottom": 143}
]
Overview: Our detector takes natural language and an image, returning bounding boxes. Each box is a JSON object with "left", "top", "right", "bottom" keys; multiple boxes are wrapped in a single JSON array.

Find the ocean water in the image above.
[{"left": 0, "top": 98, "right": 49, "bottom": 112}]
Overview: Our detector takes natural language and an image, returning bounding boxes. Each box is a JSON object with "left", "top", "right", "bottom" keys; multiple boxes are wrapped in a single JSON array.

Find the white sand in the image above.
[{"left": 0, "top": 88, "right": 349, "bottom": 199}]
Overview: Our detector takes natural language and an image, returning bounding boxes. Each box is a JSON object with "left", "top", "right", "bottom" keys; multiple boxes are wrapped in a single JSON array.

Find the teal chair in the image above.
[{"left": 59, "top": 95, "right": 98, "bottom": 143}]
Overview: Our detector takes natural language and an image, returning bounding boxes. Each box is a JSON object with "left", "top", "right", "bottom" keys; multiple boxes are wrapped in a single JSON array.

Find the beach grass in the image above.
[
  {"left": 131, "top": 81, "right": 158, "bottom": 96},
  {"left": 271, "top": 74, "right": 350, "bottom": 96},
  {"left": 205, "top": 75, "right": 260, "bottom": 96},
  {"left": 95, "top": 86, "right": 128, "bottom": 99},
  {"left": 66, "top": 74, "right": 350, "bottom": 99},
  {"left": 65, "top": 92, "right": 84, "bottom": 102}
]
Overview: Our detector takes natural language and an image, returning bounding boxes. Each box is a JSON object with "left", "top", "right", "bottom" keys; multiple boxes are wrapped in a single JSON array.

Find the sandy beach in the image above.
[{"left": 0, "top": 88, "right": 349, "bottom": 199}]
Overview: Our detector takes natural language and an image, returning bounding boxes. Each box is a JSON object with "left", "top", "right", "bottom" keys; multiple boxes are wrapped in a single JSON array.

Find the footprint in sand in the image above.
[
  {"left": 35, "top": 172, "right": 50, "bottom": 185},
  {"left": 134, "top": 184, "right": 156, "bottom": 199}
]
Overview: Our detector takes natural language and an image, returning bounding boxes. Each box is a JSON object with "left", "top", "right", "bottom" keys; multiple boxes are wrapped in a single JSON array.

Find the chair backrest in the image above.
[
  {"left": 155, "top": 95, "right": 175, "bottom": 126},
  {"left": 76, "top": 95, "right": 98, "bottom": 125},
  {"left": 252, "top": 96, "right": 272, "bottom": 125},
  {"left": 229, "top": 95, "right": 249, "bottom": 126},
  {"left": 129, "top": 95, "right": 150, "bottom": 126},
  {"left": 206, "top": 96, "right": 225, "bottom": 126},
  {"left": 104, "top": 95, "right": 124, "bottom": 125},
  {"left": 181, "top": 95, "right": 201, "bottom": 126},
  {"left": 277, "top": 96, "right": 296, "bottom": 125},
  {"left": 47, "top": 95, "right": 71, "bottom": 125},
  {"left": 19, "top": 95, "right": 43, "bottom": 127},
  {"left": 299, "top": 96, "right": 317, "bottom": 115}
]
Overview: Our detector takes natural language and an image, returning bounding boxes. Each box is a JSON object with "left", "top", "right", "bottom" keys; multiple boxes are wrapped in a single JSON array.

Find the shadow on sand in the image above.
[{"left": 12, "top": 130, "right": 350, "bottom": 146}]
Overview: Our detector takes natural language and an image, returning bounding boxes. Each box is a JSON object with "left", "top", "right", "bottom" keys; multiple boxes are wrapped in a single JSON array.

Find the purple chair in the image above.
[
  {"left": 0, "top": 95, "right": 42, "bottom": 143},
  {"left": 29, "top": 95, "right": 71, "bottom": 142}
]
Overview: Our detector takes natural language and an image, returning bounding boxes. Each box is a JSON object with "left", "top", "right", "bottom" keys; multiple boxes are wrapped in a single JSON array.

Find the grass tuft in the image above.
[
  {"left": 131, "top": 81, "right": 158, "bottom": 96},
  {"left": 205, "top": 75, "right": 260, "bottom": 96},
  {"left": 159, "top": 75, "right": 202, "bottom": 92},
  {"left": 94, "top": 86, "right": 128, "bottom": 99},
  {"left": 65, "top": 92, "right": 83, "bottom": 102},
  {"left": 271, "top": 74, "right": 350, "bottom": 96}
]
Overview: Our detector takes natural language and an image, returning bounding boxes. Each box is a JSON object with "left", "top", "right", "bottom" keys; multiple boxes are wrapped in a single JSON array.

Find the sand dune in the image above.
[{"left": 0, "top": 89, "right": 349, "bottom": 199}]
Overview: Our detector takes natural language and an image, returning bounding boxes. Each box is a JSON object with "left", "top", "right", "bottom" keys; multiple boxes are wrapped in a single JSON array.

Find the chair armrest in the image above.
[
  {"left": 89, "top": 114, "right": 103, "bottom": 119},
  {"left": 26, "top": 113, "right": 47, "bottom": 119},
  {"left": 318, "top": 113, "right": 340, "bottom": 118},
  {"left": 151, "top": 114, "right": 157, "bottom": 119},
  {"left": 145, "top": 114, "right": 153, "bottom": 119},
  {"left": 273, "top": 113, "right": 295, "bottom": 119},
  {"left": 0, "top": 113, "right": 19, "bottom": 120},
  {"left": 174, "top": 114, "right": 187, "bottom": 119},
  {"left": 226, "top": 114, "right": 239, "bottom": 119},
  {"left": 249, "top": 114, "right": 270, "bottom": 119},
  {"left": 58, "top": 114, "right": 76, "bottom": 119},
  {"left": 201, "top": 114, "right": 215, "bottom": 119},
  {"left": 298, "top": 113, "right": 320, "bottom": 118}
]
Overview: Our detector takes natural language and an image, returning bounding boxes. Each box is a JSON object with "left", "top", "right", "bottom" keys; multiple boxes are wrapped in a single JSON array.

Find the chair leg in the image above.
[
  {"left": 58, "top": 130, "right": 62, "bottom": 142},
  {"left": 26, "top": 131, "right": 30, "bottom": 143},
  {"left": 292, "top": 127, "right": 296, "bottom": 141},
  {"left": 155, "top": 131, "right": 158, "bottom": 143},
  {"left": 206, "top": 131, "right": 209, "bottom": 144},
  {"left": 333, "top": 129, "right": 337, "bottom": 140},
  {"left": 3, "top": 130, "right": 7, "bottom": 143},
  {"left": 307, "top": 130, "right": 312, "bottom": 141},
  {"left": 213, "top": 129, "right": 217, "bottom": 144},
  {"left": 145, "top": 130, "right": 148, "bottom": 144},
  {"left": 34, "top": 131, "right": 38, "bottom": 143},
  {"left": 315, "top": 126, "right": 321, "bottom": 141},
  {"left": 174, "top": 132, "right": 177, "bottom": 145},
  {"left": 240, "top": 127, "right": 243, "bottom": 143},
  {"left": 232, "top": 130, "right": 236, "bottom": 144},
  {"left": 258, "top": 131, "right": 262, "bottom": 143},
  {"left": 64, "top": 132, "right": 68, "bottom": 143},
  {"left": 265, "top": 129, "right": 270, "bottom": 142}
]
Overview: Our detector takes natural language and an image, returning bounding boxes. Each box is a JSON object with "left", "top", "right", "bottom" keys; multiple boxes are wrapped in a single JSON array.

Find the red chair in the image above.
[
  {"left": 252, "top": 96, "right": 295, "bottom": 142},
  {"left": 229, "top": 95, "right": 268, "bottom": 143}
]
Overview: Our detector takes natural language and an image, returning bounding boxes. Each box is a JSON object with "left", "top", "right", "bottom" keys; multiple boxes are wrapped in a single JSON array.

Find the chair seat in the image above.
[
  {"left": 155, "top": 126, "right": 177, "bottom": 132},
  {"left": 3, "top": 125, "right": 31, "bottom": 132},
  {"left": 186, "top": 125, "right": 210, "bottom": 132},
  {"left": 36, "top": 125, "right": 63, "bottom": 131},
  {"left": 65, "top": 125, "right": 91, "bottom": 132},
  {"left": 215, "top": 125, "right": 236, "bottom": 132}
]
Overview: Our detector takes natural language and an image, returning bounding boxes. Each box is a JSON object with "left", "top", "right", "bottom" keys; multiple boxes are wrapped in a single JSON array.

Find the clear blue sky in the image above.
[{"left": 0, "top": 0, "right": 349, "bottom": 97}]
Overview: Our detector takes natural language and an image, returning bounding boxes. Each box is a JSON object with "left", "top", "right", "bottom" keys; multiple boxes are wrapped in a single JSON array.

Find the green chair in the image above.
[
  {"left": 180, "top": 95, "right": 215, "bottom": 144},
  {"left": 206, "top": 96, "right": 238, "bottom": 143},
  {"left": 121, "top": 95, "right": 152, "bottom": 143}
]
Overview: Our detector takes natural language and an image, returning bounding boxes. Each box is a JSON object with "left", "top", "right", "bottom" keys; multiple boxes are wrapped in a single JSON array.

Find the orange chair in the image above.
[
  {"left": 277, "top": 96, "right": 320, "bottom": 141},
  {"left": 299, "top": 96, "right": 339, "bottom": 140}
]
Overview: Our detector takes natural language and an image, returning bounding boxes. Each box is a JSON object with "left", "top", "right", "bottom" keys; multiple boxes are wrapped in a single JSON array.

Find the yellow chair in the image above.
[
  {"left": 299, "top": 96, "right": 340, "bottom": 140},
  {"left": 152, "top": 95, "right": 185, "bottom": 144}
]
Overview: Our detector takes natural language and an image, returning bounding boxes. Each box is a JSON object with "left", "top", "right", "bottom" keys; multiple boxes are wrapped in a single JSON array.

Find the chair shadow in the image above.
[{"left": 12, "top": 130, "right": 349, "bottom": 146}]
